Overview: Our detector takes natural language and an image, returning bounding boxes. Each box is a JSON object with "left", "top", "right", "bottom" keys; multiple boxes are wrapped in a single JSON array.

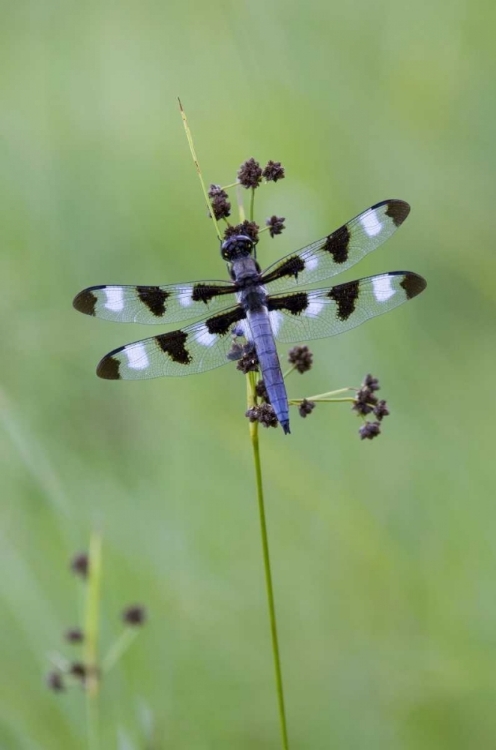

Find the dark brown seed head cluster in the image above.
[
  {"left": 65, "top": 628, "right": 84, "bottom": 644},
  {"left": 359, "top": 422, "right": 382, "bottom": 440},
  {"left": 245, "top": 403, "right": 279, "bottom": 429},
  {"left": 70, "top": 552, "right": 89, "bottom": 579},
  {"left": 298, "top": 399, "right": 315, "bottom": 418},
  {"left": 47, "top": 671, "right": 65, "bottom": 692},
  {"left": 69, "top": 662, "right": 87, "bottom": 680},
  {"left": 208, "top": 184, "right": 231, "bottom": 220},
  {"left": 266, "top": 215, "right": 286, "bottom": 237},
  {"left": 47, "top": 552, "right": 148, "bottom": 695},
  {"left": 236, "top": 343, "right": 260, "bottom": 374},
  {"left": 374, "top": 400, "right": 390, "bottom": 420},
  {"left": 262, "top": 161, "right": 285, "bottom": 182},
  {"left": 255, "top": 379, "right": 269, "bottom": 402},
  {"left": 352, "top": 374, "right": 390, "bottom": 440},
  {"left": 223, "top": 220, "right": 260, "bottom": 244},
  {"left": 123, "top": 605, "right": 147, "bottom": 627},
  {"left": 238, "top": 158, "right": 263, "bottom": 189},
  {"left": 288, "top": 345, "right": 313, "bottom": 374}
]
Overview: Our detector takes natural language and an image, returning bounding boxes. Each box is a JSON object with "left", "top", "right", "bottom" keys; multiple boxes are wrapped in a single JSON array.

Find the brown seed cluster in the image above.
[{"left": 46, "top": 551, "right": 147, "bottom": 694}]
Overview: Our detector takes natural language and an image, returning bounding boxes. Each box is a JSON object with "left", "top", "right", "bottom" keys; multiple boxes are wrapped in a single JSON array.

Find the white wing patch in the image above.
[
  {"left": 305, "top": 294, "right": 325, "bottom": 317},
  {"left": 125, "top": 342, "right": 149, "bottom": 370},
  {"left": 177, "top": 288, "right": 194, "bottom": 307},
  {"left": 372, "top": 275, "right": 395, "bottom": 302},
  {"left": 195, "top": 326, "right": 217, "bottom": 347},
  {"left": 305, "top": 255, "right": 319, "bottom": 272},
  {"left": 269, "top": 310, "right": 284, "bottom": 336},
  {"left": 359, "top": 209, "right": 382, "bottom": 237},
  {"left": 104, "top": 287, "right": 124, "bottom": 312}
]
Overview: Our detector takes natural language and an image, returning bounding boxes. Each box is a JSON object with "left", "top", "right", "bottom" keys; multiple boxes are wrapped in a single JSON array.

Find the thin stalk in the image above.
[
  {"left": 248, "top": 384, "right": 289, "bottom": 749},
  {"left": 289, "top": 397, "right": 355, "bottom": 405},
  {"left": 250, "top": 187, "right": 255, "bottom": 222},
  {"left": 84, "top": 530, "right": 103, "bottom": 750},
  {"left": 101, "top": 628, "right": 139, "bottom": 675},
  {"left": 236, "top": 183, "right": 246, "bottom": 223},
  {"left": 302, "top": 387, "right": 355, "bottom": 400},
  {"left": 178, "top": 99, "right": 222, "bottom": 240}
]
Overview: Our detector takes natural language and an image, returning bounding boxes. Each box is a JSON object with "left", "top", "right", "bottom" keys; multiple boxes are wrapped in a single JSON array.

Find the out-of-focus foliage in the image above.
[{"left": 2, "top": 0, "right": 496, "bottom": 747}]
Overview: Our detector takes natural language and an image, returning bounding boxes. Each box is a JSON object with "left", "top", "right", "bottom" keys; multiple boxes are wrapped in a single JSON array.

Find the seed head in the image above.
[
  {"left": 298, "top": 399, "right": 315, "bottom": 418},
  {"left": 223, "top": 220, "right": 260, "bottom": 244},
  {"left": 236, "top": 343, "right": 259, "bottom": 374},
  {"left": 255, "top": 379, "right": 269, "bottom": 402},
  {"left": 373, "top": 399, "right": 390, "bottom": 421},
  {"left": 262, "top": 160, "right": 285, "bottom": 183},
  {"left": 46, "top": 670, "right": 65, "bottom": 692},
  {"left": 208, "top": 184, "right": 231, "bottom": 220},
  {"left": 70, "top": 552, "right": 89, "bottom": 579},
  {"left": 238, "top": 158, "right": 263, "bottom": 189},
  {"left": 359, "top": 422, "right": 381, "bottom": 440},
  {"left": 123, "top": 605, "right": 147, "bottom": 627},
  {"left": 288, "top": 345, "right": 313, "bottom": 374},
  {"left": 65, "top": 627, "right": 84, "bottom": 644},
  {"left": 364, "top": 374, "right": 380, "bottom": 392},
  {"left": 266, "top": 215, "right": 286, "bottom": 238},
  {"left": 245, "top": 404, "right": 279, "bottom": 429},
  {"left": 69, "top": 662, "right": 87, "bottom": 680}
]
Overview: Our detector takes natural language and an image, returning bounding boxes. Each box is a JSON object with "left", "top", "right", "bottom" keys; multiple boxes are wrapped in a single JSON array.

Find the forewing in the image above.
[
  {"left": 266, "top": 272, "right": 426, "bottom": 343},
  {"left": 73, "top": 281, "right": 236, "bottom": 324},
  {"left": 96, "top": 306, "right": 248, "bottom": 380},
  {"left": 261, "top": 199, "right": 410, "bottom": 292}
]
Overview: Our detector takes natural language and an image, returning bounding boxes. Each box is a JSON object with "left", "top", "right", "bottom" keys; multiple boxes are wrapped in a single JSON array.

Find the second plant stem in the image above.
[{"left": 248, "top": 378, "right": 289, "bottom": 749}]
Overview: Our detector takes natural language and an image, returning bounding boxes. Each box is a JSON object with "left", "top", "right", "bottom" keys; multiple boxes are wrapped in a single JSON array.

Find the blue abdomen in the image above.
[{"left": 246, "top": 309, "right": 290, "bottom": 434}]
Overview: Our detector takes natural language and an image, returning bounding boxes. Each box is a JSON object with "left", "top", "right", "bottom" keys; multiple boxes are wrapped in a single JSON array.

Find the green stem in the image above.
[
  {"left": 249, "top": 416, "right": 290, "bottom": 749},
  {"left": 298, "top": 387, "right": 355, "bottom": 401},
  {"left": 250, "top": 187, "right": 255, "bottom": 222},
  {"left": 101, "top": 628, "right": 139, "bottom": 675},
  {"left": 178, "top": 99, "right": 222, "bottom": 241},
  {"left": 236, "top": 184, "right": 246, "bottom": 223},
  {"left": 84, "top": 530, "right": 103, "bottom": 750},
  {"left": 289, "top": 396, "right": 355, "bottom": 405}
]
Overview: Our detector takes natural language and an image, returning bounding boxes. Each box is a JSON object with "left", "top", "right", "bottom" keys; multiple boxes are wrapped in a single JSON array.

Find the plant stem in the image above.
[
  {"left": 249, "top": 414, "right": 290, "bottom": 749},
  {"left": 101, "top": 628, "right": 139, "bottom": 675},
  {"left": 178, "top": 99, "right": 222, "bottom": 240},
  {"left": 282, "top": 365, "right": 296, "bottom": 379},
  {"left": 84, "top": 530, "right": 103, "bottom": 750}
]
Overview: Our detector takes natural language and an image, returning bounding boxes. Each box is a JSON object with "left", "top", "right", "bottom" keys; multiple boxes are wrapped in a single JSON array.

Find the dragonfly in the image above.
[{"left": 73, "top": 199, "right": 426, "bottom": 435}]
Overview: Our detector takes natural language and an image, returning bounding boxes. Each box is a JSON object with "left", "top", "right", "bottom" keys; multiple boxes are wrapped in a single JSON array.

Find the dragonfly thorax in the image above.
[{"left": 220, "top": 234, "right": 255, "bottom": 261}]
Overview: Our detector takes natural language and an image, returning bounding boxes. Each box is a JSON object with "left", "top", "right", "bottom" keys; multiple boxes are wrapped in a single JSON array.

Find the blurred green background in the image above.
[{"left": 2, "top": 0, "right": 496, "bottom": 747}]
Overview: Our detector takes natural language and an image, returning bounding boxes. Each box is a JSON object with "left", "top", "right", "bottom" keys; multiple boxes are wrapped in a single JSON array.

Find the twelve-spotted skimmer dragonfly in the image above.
[{"left": 73, "top": 199, "right": 426, "bottom": 434}]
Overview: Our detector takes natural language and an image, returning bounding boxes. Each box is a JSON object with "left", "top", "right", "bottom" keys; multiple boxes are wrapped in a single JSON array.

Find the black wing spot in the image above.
[
  {"left": 322, "top": 224, "right": 350, "bottom": 264},
  {"left": 268, "top": 293, "right": 308, "bottom": 316},
  {"left": 192, "top": 283, "right": 233, "bottom": 304},
  {"left": 400, "top": 272, "right": 427, "bottom": 299},
  {"left": 328, "top": 280, "right": 360, "bottom": 320},
  {"left": 137, "top": 286, "right": 170, "bottom": 317},
  {"left": 156, "top": 331, "right": 192, "bottom": 365},
  {"left": 262, "top": 256, "right": 306, "bottom": 284},
  {"left": 97, "top": 355, "right": 121, "bottom": 379},
  {"left": 385, "top": 200, "right": 410, "bottom": 227},
  {"left": 206, "top": 307, "right": 246, "bottom": 336},
  {"left": 73, "top": 289, "right": 98, "bottom": 316}
]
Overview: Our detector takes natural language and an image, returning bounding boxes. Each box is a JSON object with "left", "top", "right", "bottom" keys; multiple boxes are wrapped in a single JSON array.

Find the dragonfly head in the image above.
[{"left": 220, "top": 235, "right": 256, "bottom": 262}]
